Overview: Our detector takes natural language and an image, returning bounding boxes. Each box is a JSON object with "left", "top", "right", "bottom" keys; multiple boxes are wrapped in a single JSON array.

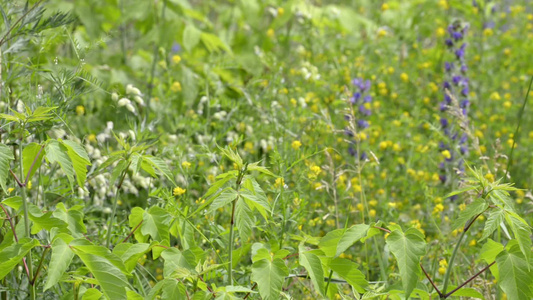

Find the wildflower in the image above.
[
  {"left": 377, "top": 28, "right": 388, "bottom": 38},
  {"left": 173, "top": 187, "right": 186, "bottom": 196},
  {"left": 291, "top": 140, "right": 302, "bottom": 150},
  {"left": 400, "top": 73, "right": 409, "bottom": 82},
  {"left": 182, "top": 161, "right": 192, "bottom": 169},
  {"left": 277, "top": 7, "right": 284, "bottom": 16},
  {"left": 172, "top": 55, "right": 181, "bottom": 64},
  {"left": 436, "top": 27, "right": 446, "bottom": 37},
  {"left": 441, "top": 150, "right": 452, "bottom": 160},
  {"left": 266, "top": 28, "right": 275, "bottom": 38},
  {"left": 171, "top": 81, "right": 182, "bottom": 92},
  {"left": 117, "top": 98, "right": 131, "bottom": 107},
  {"left": 87, "top": 134, "right": 96, "bottom": 143},
  {"left": 381, "top": 3, "right": 389, "bottom": 11},
  {"left": 433, "top": 203, "right": 444, "bottom": 214},
  {"left": 7, "top": 187, "right": 14, "bottom": 193},
  {"left": 76, "top": 105, "right": 85, "bottom": 116},
  {"left": 274, "top": 177, "right": 285, "bottom": 189}
]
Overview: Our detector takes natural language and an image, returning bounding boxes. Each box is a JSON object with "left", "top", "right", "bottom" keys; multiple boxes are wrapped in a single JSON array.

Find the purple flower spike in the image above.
[
  {"left": 440, "top": 118, "right": 449, "bottom": 128},
  {"left": 363, "top": 95, "right": 372, "bottom": 103},
  {"left": 445, "top": 62, "right": 453, "bottom": 72}
]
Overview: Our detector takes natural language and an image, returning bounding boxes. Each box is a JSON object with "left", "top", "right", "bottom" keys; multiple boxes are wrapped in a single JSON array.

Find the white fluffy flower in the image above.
[{"left": 117, "top": 98, "right": 131, "bottom": 107}]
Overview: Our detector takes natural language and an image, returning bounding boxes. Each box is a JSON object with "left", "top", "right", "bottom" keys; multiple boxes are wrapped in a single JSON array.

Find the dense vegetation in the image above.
[{"left": 0, "top": 0, "right": 532, "bottom": 299}]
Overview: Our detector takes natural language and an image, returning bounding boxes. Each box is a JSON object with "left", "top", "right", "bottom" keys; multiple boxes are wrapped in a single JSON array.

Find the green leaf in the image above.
[
  {"left": 146, "top": 278, "right": 187, "bottom": 300},
  {"left": 235, "top": 199, "right": 253, "bottom": 242},
  {"left": 0, "top": 143, "right": 14, "bottom": 194},
  {"left": 61, "top": 140, "right": 91, "bottom": 187},
  {"left": 444, "top": 186, "right": 477, "bottom": 199},
  {"left": 129, "top": 207, "right": 148, "bottom": 243},
  {"left": 183, "top": 23, "right": 202, "bottom": 52},
  {"left": 22, "top": 143, "right": 44, "bottom": 183},
  {"left": 251, "top": 258, "right": 288, "bottom": 300},
  {"left": 27, "top": 106, "right": 57, "bottom": 123},
  {"left": 247, "top": 162, "right": 276, "bottom": 177},
  {"left": 0, "top": 238, "right": 40, "bottom": 280},
  {"left": 480, "top": 208, "right": 505, "bottom": 241},
  {"left": 161, "top": 248, "right": 194, "bottom": 278},
  {"left": 141, "top": 206, "right": 171, "bottom": 242},
  {"left": 44, "top": 237, "right": 75, "bottom": 291},
  {"left": 504, "top": 212, "right": 532, "bottom": 265},
  {"left": 207, "top": 188, "right": 238, "bottom": 213},
  {"left": 452, "top": 198, "right": 488, "bottom": 230},
  {"left": 113, "top": 242, "right": 157, "bottom": 273},
  {"left": 328, "top": 257, "right": 367, "bottom": 293},
  {"left": 52, "top": 203, "right": 87, "bottom": 237},
  {"left": 385, "top": 227, "right": 426, "bottom": 299},
  {"left": 2, "top": 196, "right": 22, "bottom": 210},
  {"left": 319, "top": 224, "right": 369, "bottom": 257},
  {"left": 445, "top": 285, "right": 485, "bottom": 299},
  {"left": 71, "top": 240, "right": 130, "bottom": 300},
  {"left": 203, "top": 172, "right": 236, "bottom": 199},
  {"left": 219, "top": 146, "right": 242, "bottom": 167},
  {"left": 82, "top": 288, "right": 103, "bottom": 300},
  {"left": 28, "top": 204, "right": 68, "bottom": 234},
  {"left": 46, "top": 139, "right": 75, "bottom": 189},
  {"left": 299, "top": 245, "right": 325, "bottom": 296},
  {"left": 0, "top": 113, "right": 20, "bottom": 122},
  {"left": 495, "top": 241, "right": 533, "bottom": 300},
  {"left": 142, "top": 155, "right": 175, "bottom": 185}
]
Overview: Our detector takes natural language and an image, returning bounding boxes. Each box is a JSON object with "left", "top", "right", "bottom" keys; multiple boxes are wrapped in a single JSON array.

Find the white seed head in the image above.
[{"left": 117, "top": 98, "right": 130, "bottom": 107}]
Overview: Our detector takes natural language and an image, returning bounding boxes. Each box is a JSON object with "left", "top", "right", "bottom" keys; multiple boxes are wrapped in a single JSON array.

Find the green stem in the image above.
[
  {"left": 228, "top": 197, "right": 237, "bottom": 285},
  {"left": 106, "top": 163, "right": 130, "bottom": 248},
  {"left": 324, "top": 270, "right": 333, "bottom": 295},
  {"left": 18, "top": 129, "right": 35, "bottom": 300},
  {"left": 441, "top": 228, "right": 467, "bottom": 297}
]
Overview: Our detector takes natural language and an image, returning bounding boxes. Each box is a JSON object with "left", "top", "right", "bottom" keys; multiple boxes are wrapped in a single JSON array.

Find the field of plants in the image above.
[{"left": 0, "top": 0, "right": 532, "bottom": 299}]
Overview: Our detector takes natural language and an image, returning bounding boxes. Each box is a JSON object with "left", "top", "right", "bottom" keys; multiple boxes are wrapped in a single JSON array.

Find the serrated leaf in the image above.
[
  {"left": 504, "top": 212, "right": 532, "bottom": 265},
  {"left": 207, "top": 188, "right": 238, "bottom": 213},
  {"left": 444, "top": 186, "right": 477, "bottom": 199},
  {"left": 46, "top": 139, "right": 75, "bottom": 189},
  {"left": 146, "top": 278, "right": 187, "bottom": 300},
  {"left": 61, "top": 140, "right": 91, "bottom": 187},
  {"left": 219, "top": 146, "right": 242, "bottom": 167},
  {"left": 2, "top": 196, "right": 22, "bottom": 210},
  {"left": 495, "top": 241, "right": 533, "bottom": 300},
  {"left": 385, "top": 227, "right": 426, "bottom": 299},
  {"left": 0, "top": 238, "right": 40, "bottom": 280},
  {"left": 22, "top": 143, "right": 44, "bottom": 183},
  {"left": 328, "top": 257, "right": 367, "bottom": 293},
  {"left": 0, "top": 144, "right": 14, "bottom": 194},
  {"left": 251, "top": 258, "right": 288, "bottom": 300},
  {"left": 239, "top": 188, "right": 271, "bottom": 215},
  {"left": 44, "top": 238, "right": 75, "bottom": 291},
  {"left": 235, "top": 199, "right": 253, "bottom": 242},
  {"left": 247, "top": 163, "right": 276, "bottom": 177},
  {"left": 445, "top": 286, "right": 484, "bottom": 299},
  {"left": 480, "top": 208, "right": 505, "bottom": 241},
  {"left": 27, "top": 106, "right": 57, "bottom": 123},
  {"left": 299, "top": 245, "right": 325, "bottom": 296},
  {"left": 203, "top": 173, "right": 235, "bottom": 199},
  {"left": 452, "top": 198, "right": 488, "bottom": 230},
  {"left": 142, "top": 155, "right": 175, "bottom": 184},
  {"left": 141, "top": 206, "right": 171, "bottom": 242},
  {"left": 0, "top": 113, "right": 20, "bottom": 122}
]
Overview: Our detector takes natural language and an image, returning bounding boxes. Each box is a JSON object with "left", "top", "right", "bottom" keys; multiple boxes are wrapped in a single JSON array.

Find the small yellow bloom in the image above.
[
  {"left": 369, "top": 209, "right": 376, "bottom": 217},
  {"left": 377, "top": 28, "right": 388, "bottom": 38},
  {"left": 469, "top": 239, "right": 477, "bottom": 246},
  {"left": 76, "top": 105, "right": 85, "bottom": 116},
  {"left": 274, "top": 177, "right": 285, "bottom": 189},
  {"left": 87, "top": 134, "right": 96, "bottom": 143},
  {"left": 483, "top": 28, "right": 493, "bottom": 37},
  {"left": 182, "top": 161, "right": 192, "bottom": 169},
  {"left": 490, "top": 92, "right": 501, "bottom": 101},
  {"left": 171, "top": 81, "right": 182, "bottom": 92},
  {"left": 277, "top": 7, "right": 284, "bottom": 16},
  {"left": 503, "top": 101, "right": 512, "bottom": 109},
  {"left": 173, "top": 186, "right": 186, "bottom": 196},
  {"left": 485, "top": 173, "right": 495, "bottom": 182},
  {"left": 27, "top": 181, "right": 32, "bottom": 190},
  {"left": 381, "top": 3, "right": 389, "bottom": 11},
  {"left": 291, "top": 140, "right": 302, "bottom": 150},
  {"left": 439, "top": 267, "right": 447, "bottom": 275},
  {"left": 172, "top": 55, "right": 181, "bottom": 64},
  {"left": 267, "top": 28, "right": 275, "bottom": 38},
  {"left": 7, "top": 187, "right": 15, "bottom": 193},
  {"left": 436, "top": 27, "right": 446, "bottom": 37},
  {"left": 400, "top": 73, "right": 409, "bottom": 82},
  {"left": 441, "top": 150, "right": 451, "bottom": 160}
]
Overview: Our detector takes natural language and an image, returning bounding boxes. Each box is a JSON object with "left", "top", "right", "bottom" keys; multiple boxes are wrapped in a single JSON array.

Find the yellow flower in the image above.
[
  {"left": 172, "top": 55, "right": 181, "bottom": 64},
  {"left": 485, "top": 173, "right": 495, "bottom": 183},
  {"left": 291, "top": 140, "right": 302, "bottom": 150},
  {"left": 87, "top": 134, "right": 96, "bottom": 143},
  {"left": 490, "top": 92, "right": 501, "bottom": 101},
  {"left": 503, "top": 101, "right": 512, "bottom": 109},
  {"left": 441, "top": 150, "right": 451, "bottom": 160},
  {"left": 483, "top": 28, "right": 493, "bottom": 37},
  {"left": 433, "top": 203, "right": 444, "bottom": 214},
  {"left": 277, "top": 7, "right": 284, "bottom": 16},
  {"left": 173, "top": 187, "right": 186, "bottom": 196},
  {"left": 274, "top": 177, "right": 285, "bottom": 189},
  {"left": 171, "top": 81, "right": 182, "bottom": 92},
  {"left": 76, "top": 105, "right": 85, "bottom": 116},
  {"left": 438, "top": 0, "right": 449, "bottom": 9},
  {"left": 436, "top": 27, "right": 446, "bottom": 37},
  {"left": 469, "top": 239, "right": 477, "bottom": 246},
  {"left": 7, "top": 187, "right": 15, "bottom": 194},
  {"left": 267, "top": 28, "right": 275, "bottom": 38},
  {"left": 377, "top": 28, "right": 387, "bottom": 38},
  {"left": 182, "top": 161, "right": 192, "bottom": 169},
  {"left": 369, "top": 209, "right": 376, "bottom": 217},
  {"left": 27, "top": 181, "right": 32, "bottom": 190},
  {"left": 400, "top": 73, "right": 409, "bottom": 82},
  {"left": 439, "top": 267, "right": 447, "bottom": 275},
  {"left": 381, "top": 3, "right": 389, "bottom": 11}
]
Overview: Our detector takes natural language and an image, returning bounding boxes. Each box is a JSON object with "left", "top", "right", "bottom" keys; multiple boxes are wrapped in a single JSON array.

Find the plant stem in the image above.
[
  {"left": 228, "top": 197, "right": 237, "bottom": 285},
  {"left": 18, "top": 131, "right": 35, "bottom": 300},
  {"left": 441, "top": 227, "right": 467, "bottom": 297},
  {"left": 30, "top": 247, "right": 50, "bottom": 285},
  {"left": 105, "top": 163, "right": 130, "bottom": 248},
  {"left": 444, "top": 262, "right": 495, "bottom": 298},
  {"left": 324, "top": 270, "right": 333, "bottom": 295}
]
